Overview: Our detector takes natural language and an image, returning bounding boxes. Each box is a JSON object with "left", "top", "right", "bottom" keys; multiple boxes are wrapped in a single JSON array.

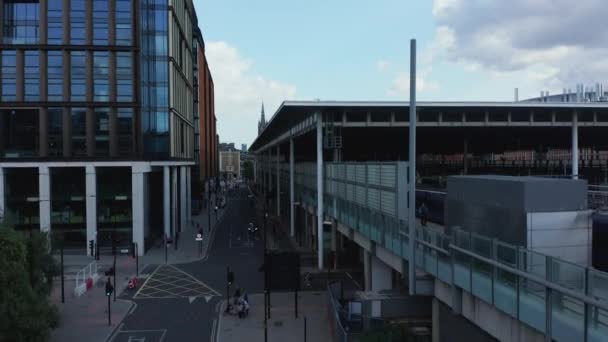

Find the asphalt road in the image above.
[{"left": 110, "top": 186, "right": 264, "bottom": 342}]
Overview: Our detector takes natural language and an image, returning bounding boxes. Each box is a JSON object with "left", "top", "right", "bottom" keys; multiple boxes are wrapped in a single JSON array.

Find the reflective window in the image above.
[
  {"left": 47, "top": 0, "right": 62, "bottom": 44},
  {"left": 48, "top": 108, "right": 63, "bottom": 156},
  {"left": 2, "top": 1, "right": 40, "bottom": 44},
  {"left": 71, "top": 51, "right": 86, "bottom": 101},
  {"left": 116, "top": 0, "right": 132, "bottom": 46},
  {"left": 116, "top": 52, "right": 133, "bottom": 102},
  {"left": 71, "top": 108, "right": 86, "bottom": 156},
  {"left": 24, "top": 51, "right": 39, "bottom": 101},
  {"left": 93, "top": 0, "right": 108, "bottom": 45},
  {"left": 95, "top": 108, "right": 109, "bottom": 156},
  {"left": 48, "top": 51, "right": 63, "bottom": 101},
  {"left": 94, "top": 52, "right": 109, "bottom": 102},
  {"left": 50, "top": 168, "right": 86, "bottom": 246},
  {"left": 70, "top": 0, "right": 85, "bottom": 44},
  {"left": 3, "top": 168, "right": 39, "bottom": 230},
  {"left": 1, "top": 108, "right": 39, "bottom": 157},
  {"left": 117, "top": 108, "right": 133, "bottom": 156},
  {"left": 1, "top": 50, "right": 17, "bottom": 101}
]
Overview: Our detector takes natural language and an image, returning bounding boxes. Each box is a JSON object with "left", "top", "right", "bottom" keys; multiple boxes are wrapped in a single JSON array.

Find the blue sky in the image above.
[{"left": 193, "top": 0, "right": 608, "bottom": 146}]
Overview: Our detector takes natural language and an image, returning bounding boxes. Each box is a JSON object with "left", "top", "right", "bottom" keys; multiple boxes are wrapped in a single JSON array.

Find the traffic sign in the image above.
[{"left": 195, "top": 233, "right": 203, "bottom": 241}]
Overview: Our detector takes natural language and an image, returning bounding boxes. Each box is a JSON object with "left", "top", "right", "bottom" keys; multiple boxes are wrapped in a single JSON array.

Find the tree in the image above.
[
  {"left": 0, "top": 226, "right": 59, "bottom": 342},
  {"left": 242, "top": 160, "right": 254, "bottom": 181}
]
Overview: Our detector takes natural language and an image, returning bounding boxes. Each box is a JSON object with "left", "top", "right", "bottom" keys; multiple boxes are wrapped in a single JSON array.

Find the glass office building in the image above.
[{"left": 0, "top": 0, "right": 212, "bottom": 255}]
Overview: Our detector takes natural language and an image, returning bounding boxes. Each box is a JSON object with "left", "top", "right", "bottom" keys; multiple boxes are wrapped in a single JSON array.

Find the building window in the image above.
[
  {"left": 48, "top": 108, "right": 62, "bottom": 156},
  {"left": 117, "top": 108, "right": 132, "bottom": 156},
  {"left": 71, "top": 51, "right": 86, "bottom": 101},
  {"left": 93, "top": 0, "right": 108, "bottom": 45},
  {"left": 24, "top": 50, "right": 39, "bottom": 101},
  {"left": 95, "top": 107, "right": 109, "bottom": 156},
  {"left": 116, "top": 0, "right": 132, "bottom": 46},
  {"left": 94, "top": 52, "right": 109, "bottom": 102},
  {"left": 116, "top": 52, "right": 133, "bottom": 102},
  {"left": 1, "top": 108, "right": 39, "bottom": 157},
  {"left": 2, "top": 0, "right": 40, "bottom": 44},
  {"left": 47, "top": 51, "right": 63, "bottom": 101},
  {"left": 70, "top": 0, "right": 85, "bottom": 44},
  {"left": 71, "top": 108, "right": 86, "bottom": 157},
  {"left": 47, "top": 0, "right": 62, "bottom": 44},
  {"left": 1, "top": 50, "right": 17, "bottom": 101}
]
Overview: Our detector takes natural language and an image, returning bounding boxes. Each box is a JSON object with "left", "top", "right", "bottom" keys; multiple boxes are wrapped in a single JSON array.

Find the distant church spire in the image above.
[{"left": 258, "top": 102, "right": 267, "bottom": 135}]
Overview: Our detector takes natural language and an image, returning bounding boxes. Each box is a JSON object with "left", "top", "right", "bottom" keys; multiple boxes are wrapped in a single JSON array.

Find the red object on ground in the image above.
[
  {"left": 86, "top": 277, "right": 93, "bottom": 290},
  {"left": 128, "top": 277, "right": 138, "bottom": 289}
]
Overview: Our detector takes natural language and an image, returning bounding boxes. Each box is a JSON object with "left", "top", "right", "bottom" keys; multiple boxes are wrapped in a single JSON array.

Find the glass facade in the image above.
[
  {"left": 70, "top": 0, "right": 85, "bottom": 44},
  {"left": 95, "top": 107, "right": 109, "bottom": 156},
  {"left": 93, "top": 0, "right": 109, "bottom": 45},
  {"left": 117, "top": 52, "right": 133, "bottom": 102},
  {"left": 47, "top": 0, "right": 62, "bottom": 44},
  {"left": 71, "top": 51, "right": 86, "bottom": 102},
  {"left": 71, "top": 108, "right": 86, "bottom": 157},
  {"left": 116, "top": 0, "right": 132, "bottom": 46},
  {"left": 47, "top": 51, "right": 63, "bottom": 101},
  {"left": 1, "top": 109, "right": 38, "bottom": 157},
  {"left": 93, "top": 51, "right": 109, "bottom": 102},
  {"left": 1, "top": 50, "right": 17, "bottom": 101},
  {"left": 141, "top": 0, "right": 170, "bottom": 157},
  {"left": 3, "top": 168, "right": 39, "bottom": 231},
  {"left": 97, "top": 167, "right": 132, "bottom": 247},
  {"left": 48, "top": 108, "right": 63, "bottom": 156},
  {"left": 50, "top": 168, "right": 86, "bottom": 247},
  {"left": 24, "top": 50, "right": 39, "bottom": 101},
  {"left": 2, "top": 0, "right": 40, "bottom": 44},
  {"left": 118, "top": 108, "right": 133, "bottom": 156}
]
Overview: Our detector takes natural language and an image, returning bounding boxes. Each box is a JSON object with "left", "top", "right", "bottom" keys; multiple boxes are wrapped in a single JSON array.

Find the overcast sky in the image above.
[{"left": 193, "top": 0, "right": 608, "bottom": 148}]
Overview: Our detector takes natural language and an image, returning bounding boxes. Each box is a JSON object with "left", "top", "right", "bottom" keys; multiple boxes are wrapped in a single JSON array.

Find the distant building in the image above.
[
  {"left": 242, "top": 144, "right": 248, "bottom": 152},
  {"left": 219, "top": 142, "right": 236, "bottom": 152},
  {"left": 522, "top": 83, "right": 607, "bottom": 103},
  {"left": 220, "top": 150, "right": 241, "bottom": 180},
  {"left": 258, "top": 103, "right": 267, "bottom": 135}
]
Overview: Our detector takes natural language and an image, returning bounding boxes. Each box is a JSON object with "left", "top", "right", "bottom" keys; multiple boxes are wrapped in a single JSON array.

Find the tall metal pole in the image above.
[
  {"left": 572, "top": 111, "right": 579, "bottom": 179},
  {"left": 113, "top": 254, "right": 117, "bottom": 301},
  {"left": 290, "top": 138, "right": 295, "bottom": 237},
  {"left": 61, "top": 244, "right": 65, "bottom": 303},
  {"left": 408, "top": 39, "right": 417, "bottom": 296},
  {"left": 108, "top": 291, "right": 111, "bottom": 326},
  {"left": 316, "top": 112, "right": 324, "bottom": 270},
  {"left": 208, "top": 178, "right": 211, "bottom": 232}
]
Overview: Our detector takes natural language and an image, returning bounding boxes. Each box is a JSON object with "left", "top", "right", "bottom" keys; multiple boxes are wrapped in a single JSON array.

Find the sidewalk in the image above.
[
  {"left": 217, "top": 291, "right": 332, "bottom": 342},
  {"left": 142, "top": 193, "right": 228, "bottom": 265},
  {"left": 49, "top": 255, "right": 137, "bottom": 342}
]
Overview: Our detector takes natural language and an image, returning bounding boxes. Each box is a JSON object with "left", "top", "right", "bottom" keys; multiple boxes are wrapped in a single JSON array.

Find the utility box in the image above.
[{"left": 446, "top": 175, "right": 591, "bottom": 266}]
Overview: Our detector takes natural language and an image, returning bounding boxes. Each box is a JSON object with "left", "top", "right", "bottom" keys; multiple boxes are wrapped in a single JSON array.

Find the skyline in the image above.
[{"left": 193, "top": 0, "right": 608, "bottom": 147}]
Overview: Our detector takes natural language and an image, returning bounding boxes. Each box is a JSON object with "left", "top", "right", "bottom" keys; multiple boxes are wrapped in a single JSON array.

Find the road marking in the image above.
[
  {"left": 133, "top": 265, "right": 161, "bottom": 298},
  {"left": 134, "top": 264, "right": 221, "bottom": 299},
  {"left": 110, "top": 329, "right": 167, "bottom": 342}
]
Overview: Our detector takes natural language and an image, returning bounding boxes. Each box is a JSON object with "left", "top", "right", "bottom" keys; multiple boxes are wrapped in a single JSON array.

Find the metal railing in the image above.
[{"left": 74, "top": 261, "right": 98, "bottom": 297}]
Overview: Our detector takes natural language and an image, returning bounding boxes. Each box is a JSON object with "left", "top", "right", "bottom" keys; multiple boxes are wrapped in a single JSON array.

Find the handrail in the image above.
[{"left": 449, "top": 244, "right": 608, "bottom": 312}]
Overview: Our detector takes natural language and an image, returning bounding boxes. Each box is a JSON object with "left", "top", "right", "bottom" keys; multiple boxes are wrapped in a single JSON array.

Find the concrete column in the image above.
[
  {"left": 171, "top": 167, "right": 178, "bottom": 238},
  {"left": 163, "top": 166, "right": 171, "bottom": 238},
  {"left": 187, "top": 167, "right": 192, "bottom": 219},
  {"left": 0, "top": 168, "right": 4, "bottom": 222},
  {"left": 371, "top": 255, "right": 392, "bottom": 291},
  {"left": 408, "top": 39, "right": 417, "bottom": 296},
  {"left": 432, "top": 298, "right": 440, "bottom": 342},
  {"left": 572, "top": 111, "right": 579, "bottom": 179},
  {"left": 38, "top": 166, "right": 51, "bottom": 234},
  {"left": 290, "top": 138, "right": 295, "bottom": 237},
  {"left": 364, "top": 249, "right": 372, "bottom": 291},
  {"left": 316, "top": 113, "right": 324, "bottom": 270},
  {"left": 180, "top": 166, "right": 187, "bottom": 230},
  {"left": 276, "top": 145, "right": 280, "bottom": 216},
  {"left": 85, "top": 165, "right": 97, "bottom": 256},
  {"left": 132, "top": 165, "right": 148, "bottom": 256}
]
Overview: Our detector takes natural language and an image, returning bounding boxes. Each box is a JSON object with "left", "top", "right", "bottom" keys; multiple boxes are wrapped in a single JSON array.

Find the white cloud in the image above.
[
  {"left": 388, "top": 72, "right": 440, "bottom": 96},
  {"left": 376, "top": 60, "right": 391, "bottom": 72},
  {"left": 206, "top": 41, "right": 297, "bottom": 146},
  {"left": 430, "top": 0, "right": 608, "bottom": 91}
]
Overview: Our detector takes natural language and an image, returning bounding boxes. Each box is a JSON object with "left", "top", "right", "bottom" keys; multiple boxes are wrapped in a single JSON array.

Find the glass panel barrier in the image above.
[
  {"left": 495, "top": 268, "right": 518, "bottom": 317},
  {"left": 519, "top": 278, "right": 546, "bottom": 333},
  {"left": 550, "top": 258, "right": 586, "bottom": 294},
  {"left": 587, "top": 306, "right": 608, "bottom": 342},
  {"left": 551, "top": 293, "right": 584, "bottom": 341}
]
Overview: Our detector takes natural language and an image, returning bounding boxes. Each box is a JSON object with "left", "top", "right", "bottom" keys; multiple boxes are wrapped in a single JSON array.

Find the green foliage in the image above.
[
  {"left": 0, "top": 227, "right": 60, "bottom": 342},
  {"left": 242, "top": 160, "right": 254, "bottom": 181},
  {"left": 355, "top": 324, "right": 429, "bottom": 342}
]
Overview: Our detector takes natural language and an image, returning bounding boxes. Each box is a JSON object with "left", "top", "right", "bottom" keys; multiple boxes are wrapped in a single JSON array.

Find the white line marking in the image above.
[{"left": 133, "top": 265, "right": 161, "bottom": 298}]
